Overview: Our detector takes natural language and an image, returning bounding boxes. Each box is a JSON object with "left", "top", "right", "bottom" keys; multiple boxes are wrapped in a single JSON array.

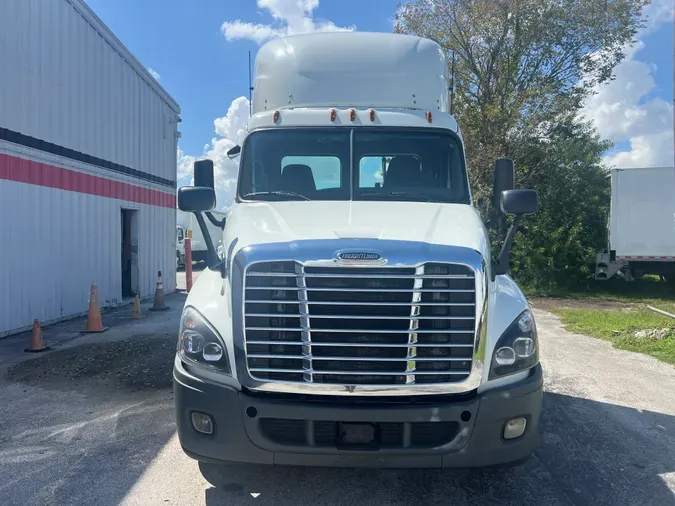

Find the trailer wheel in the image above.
[{"left": 629, "top": 266, "right": 645, "bottom": 280}]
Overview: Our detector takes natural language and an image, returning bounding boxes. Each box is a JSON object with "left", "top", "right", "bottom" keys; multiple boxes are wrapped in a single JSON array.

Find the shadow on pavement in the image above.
[
  {"left": 0, "top": 296, "right": 184, "bottom": 506},
  {"left": 199, "top": 392, "right": 675, "bottom": 506}
]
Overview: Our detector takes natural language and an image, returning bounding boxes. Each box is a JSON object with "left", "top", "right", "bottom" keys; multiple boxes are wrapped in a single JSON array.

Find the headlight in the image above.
[
  {"left": 489, "top": 310, "right": 538, "bottom": 379},
  {"left": 178, "top": 307, "right": 231, "bottom": 374}
]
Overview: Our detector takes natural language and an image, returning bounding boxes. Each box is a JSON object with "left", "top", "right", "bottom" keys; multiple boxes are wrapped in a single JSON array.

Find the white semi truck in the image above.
[
  {"left": 176, "top": 209, "right": 226, "bottom": 268},
  {"left": 595, "top": 166, "right": 675, "bottom": 283},
  {"left": 173, "top": 32, "right": 543, "bottom": 468}
]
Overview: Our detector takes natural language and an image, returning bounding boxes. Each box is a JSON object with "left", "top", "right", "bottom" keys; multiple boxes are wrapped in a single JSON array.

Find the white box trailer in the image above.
[{"left": 596, "top": 166, "right": 675, "bottom": 282}]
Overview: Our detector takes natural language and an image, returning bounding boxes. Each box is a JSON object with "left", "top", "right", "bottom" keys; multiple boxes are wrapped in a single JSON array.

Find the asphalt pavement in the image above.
[{"left": 0, "top": 294, "right": 673, "bottom": 505}]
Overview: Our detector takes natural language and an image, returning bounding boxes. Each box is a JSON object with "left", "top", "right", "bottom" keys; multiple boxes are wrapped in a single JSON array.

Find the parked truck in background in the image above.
[
  {"left": 595, "top": 166, "right": 675, "bottom": 283},
  {"left": 176, "top": 209, "right": 226, "bottom": 268},
  {"left": 173, "top": 31, "right": 543, "bottom": 469}
]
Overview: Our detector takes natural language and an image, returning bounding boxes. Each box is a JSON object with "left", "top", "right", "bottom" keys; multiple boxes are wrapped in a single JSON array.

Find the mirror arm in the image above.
[
  {"left": 491, "top": 214, "right": 522, "bottom": 280},
  {"left": 205, "top": 211, "right": 226, "bottom": 229},
  {"left": 193, "top": 212, "right": 221, "bottom": 270}
]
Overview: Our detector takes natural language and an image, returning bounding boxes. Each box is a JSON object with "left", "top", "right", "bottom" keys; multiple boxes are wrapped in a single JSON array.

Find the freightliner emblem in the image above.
[{"left": 337, "top": 252, "right": 383, "bottom": 261}]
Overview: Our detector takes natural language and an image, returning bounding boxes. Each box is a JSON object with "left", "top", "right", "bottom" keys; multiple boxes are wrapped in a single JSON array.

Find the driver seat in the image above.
[
  {"left": 384, "top": 156, "right": 423, "bottom": 188},
  {"left": 280, "top": 164, "right": 316, "bottom": 196}
]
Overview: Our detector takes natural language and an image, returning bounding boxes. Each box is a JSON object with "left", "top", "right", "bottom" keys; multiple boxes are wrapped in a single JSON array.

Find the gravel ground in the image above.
[
  {"left": 0, "top": 302, "right": 673, "bottom": 506},
  {"left": 6, "top": 338, "right": 174, "bottom": 393},
  {"left": 528, "top": 296, "right": 632, "bottom": 311}
]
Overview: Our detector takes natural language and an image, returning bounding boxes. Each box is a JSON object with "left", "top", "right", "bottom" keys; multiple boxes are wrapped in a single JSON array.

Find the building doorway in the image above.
[{"left": 121, "top": 209, "right": 139, "bottom": 298}]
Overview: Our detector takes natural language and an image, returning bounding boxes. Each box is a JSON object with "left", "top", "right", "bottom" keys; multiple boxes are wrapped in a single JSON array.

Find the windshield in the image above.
[{"left": 237, "top": 128, "right": 470, "bottom": 203}]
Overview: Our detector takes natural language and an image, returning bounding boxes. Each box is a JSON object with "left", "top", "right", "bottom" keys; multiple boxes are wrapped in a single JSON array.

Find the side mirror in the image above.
[
  {"left": 492, "top": 188, "right": 539, "bottom": 279},
  {"left": 226, "top": 145, "right": 241, "bottom": 159},
  {"left": 500, "top": 189, "right": 538, "bottom": 216},
  {"left": 194, "top": 159, "right": 215, "bottom": 190},
  {"left": 180, "top": 158, "right": 222, "bottom": 271},
  {"left": 177, "top": 186, "right": 216, "bottom": 212},
  {"left": 493, "top": 158, "right": 514, "bottom": 209}
]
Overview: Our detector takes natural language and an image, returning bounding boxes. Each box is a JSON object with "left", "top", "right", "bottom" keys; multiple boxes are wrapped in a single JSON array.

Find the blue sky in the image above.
[
  {"left": 87, "top": 0, "right": 399, "bottom": 155},
  {"left": 88, "top": 0, "right": 674, "bottom": 206}
]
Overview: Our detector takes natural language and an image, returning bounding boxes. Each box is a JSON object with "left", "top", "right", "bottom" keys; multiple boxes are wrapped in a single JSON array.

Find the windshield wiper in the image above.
[
  {"left": 360, "top": 191, "right": 434, "bottom": 202},
  {"left": 242, "top": 191, "right": 311, "bottom": 201}
]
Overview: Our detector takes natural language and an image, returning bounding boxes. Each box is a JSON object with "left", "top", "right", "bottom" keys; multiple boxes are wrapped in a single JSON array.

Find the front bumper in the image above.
[{"left": 174, "top": 361, "right": 543, "bottom": 469}]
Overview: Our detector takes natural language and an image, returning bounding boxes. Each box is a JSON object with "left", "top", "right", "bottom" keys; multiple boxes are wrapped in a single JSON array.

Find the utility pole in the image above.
[{"left": 450, "top": 51, "right": 456, "bottom": 115}]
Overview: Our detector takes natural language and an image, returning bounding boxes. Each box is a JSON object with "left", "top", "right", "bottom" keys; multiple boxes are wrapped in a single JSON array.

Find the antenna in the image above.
[
  {"left": 450, "top": 50, "right": 456, "bottom": 115},
  {"left": 248, "top": 50, "right": 253, "bottom": 117}
]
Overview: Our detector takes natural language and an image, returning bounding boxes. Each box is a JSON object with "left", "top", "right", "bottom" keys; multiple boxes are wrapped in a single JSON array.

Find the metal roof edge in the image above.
[
  {"left": 266, "top": 105, "right": 445, "bottom": 112},
  {"left": 609, "top": 166, "right": 675, "bottom": 171},
  {"left": 68, "top": 0, "right": 181, "bottom": 114}
]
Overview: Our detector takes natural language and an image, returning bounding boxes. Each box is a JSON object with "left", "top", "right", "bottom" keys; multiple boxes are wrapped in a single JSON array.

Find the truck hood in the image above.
[{"left": 223, "top": 201, "right": 491, "bottom": 261}]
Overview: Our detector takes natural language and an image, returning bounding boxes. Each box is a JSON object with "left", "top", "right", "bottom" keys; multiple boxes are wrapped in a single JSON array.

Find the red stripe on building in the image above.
[{"left": 0, "top": 152, "right": 175, "bottom": 208}]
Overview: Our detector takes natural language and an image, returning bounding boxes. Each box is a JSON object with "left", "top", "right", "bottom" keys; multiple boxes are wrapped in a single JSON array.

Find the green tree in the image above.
[
  {"left": 508, "top": 122, "right": 613, "bottom": 289},
  {"left": 395, "top": 0, "right": 647, "bottom": 289}
]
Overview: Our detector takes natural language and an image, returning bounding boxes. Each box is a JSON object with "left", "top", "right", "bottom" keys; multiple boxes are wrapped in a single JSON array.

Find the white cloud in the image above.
[
  {"left": 176, "top": 97, "right": 251, "bottom": 210},
  {"left": 176, "top": 147, "right": 196, "bottom": 181},
  {"left": 214, "top": 96, "right": 249, "bottom": 142},
  {"left": 221, "top": 0, "right": 354, "bottom": 44},
  {"left": 604, "top": 131, "right": 674, "bottom": 167},
  {"left": 580, "top": 3, "right": 674, "bottom": 168},
  {"left": 147, "top": 68, "right": 161, "bottom": 80},
  {"left": 642, "top": 0, "right": 675, "bottom": 35}
]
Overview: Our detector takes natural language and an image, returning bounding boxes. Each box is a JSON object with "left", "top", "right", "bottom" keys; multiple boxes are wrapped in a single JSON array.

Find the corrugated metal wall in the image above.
[
  {"left": 0, "top": 146, "right": 176, "bottom": 335},
  {"left": 0, "top": 0, "right": 179, "bottom": 178},
  {"left": 0, "top": 0, "right": 180, "bottom": 336}
]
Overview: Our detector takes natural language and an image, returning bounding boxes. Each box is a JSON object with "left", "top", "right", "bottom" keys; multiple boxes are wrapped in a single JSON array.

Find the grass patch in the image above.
[
  {"left": 611, "top": 334, "right": 675, "bottom": 365},
  {"left": 553, "top": 304, "right": 675, "bottom": 339},
  {"left": 523, "top": 275, "right": 675, "bottom": 305},
  {"left": 552, "top": 303, "right": 675, "bottom": 365}
]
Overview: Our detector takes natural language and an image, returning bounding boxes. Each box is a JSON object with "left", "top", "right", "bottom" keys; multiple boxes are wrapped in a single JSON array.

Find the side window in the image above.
[
  {"left": 281, "top": 156, "right": 341, "bottom": 190},
  {"left": 359, "top": 156, "right": 391, "bottom": 188},
  {"left": 359, "top": 155, "right": 423, "bottom": 188}
]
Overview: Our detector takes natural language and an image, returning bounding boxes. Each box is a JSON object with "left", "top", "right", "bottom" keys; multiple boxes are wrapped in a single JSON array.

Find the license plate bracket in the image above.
[{"left": 338, "top": 422, "right": 378, "bottom": 449}]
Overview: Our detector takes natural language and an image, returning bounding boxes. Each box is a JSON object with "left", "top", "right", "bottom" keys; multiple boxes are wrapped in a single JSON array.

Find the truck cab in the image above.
[
  {"left": 174, "top": 31, "right": 542, "bottom": 468},
  {"left": 176, "top": 225, "right": 186, "bottom": 269}
]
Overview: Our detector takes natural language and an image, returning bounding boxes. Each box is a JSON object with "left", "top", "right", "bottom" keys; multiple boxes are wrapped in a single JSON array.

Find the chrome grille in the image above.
[{"left": 243, "top": 261, "right": 476, "bottom": 385}]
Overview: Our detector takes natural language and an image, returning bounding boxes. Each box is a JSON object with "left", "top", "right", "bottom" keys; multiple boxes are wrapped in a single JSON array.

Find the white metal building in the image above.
[{"left": 0, "top": 0, "right": 180, "bottom": 337}]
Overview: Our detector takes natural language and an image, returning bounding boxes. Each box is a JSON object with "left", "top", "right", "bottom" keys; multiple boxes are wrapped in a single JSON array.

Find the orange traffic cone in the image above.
[
  {"left": 25, "top": 319, "right": 50, "bottom": 353},
  {"left": 149, "top": 271, "right": 170, "bottom": 311},
  {"left": 131, "top": 294, "right": 144, "bottom": 319},
  {"left": 82, "top": 281, "right": 109, "bottom": 333}
]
